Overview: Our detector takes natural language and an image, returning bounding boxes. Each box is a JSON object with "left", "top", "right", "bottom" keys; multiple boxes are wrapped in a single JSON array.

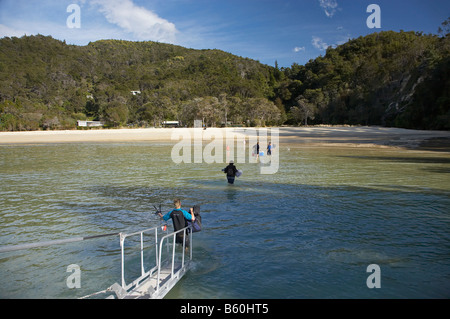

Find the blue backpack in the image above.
[{"left": 187, "top": 205, "right": 202, "bottom": 232}]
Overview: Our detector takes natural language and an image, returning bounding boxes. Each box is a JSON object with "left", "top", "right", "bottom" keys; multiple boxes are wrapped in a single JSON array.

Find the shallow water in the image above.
[{"left": 0, "top": 142, "right": 449, "bottom": 298}]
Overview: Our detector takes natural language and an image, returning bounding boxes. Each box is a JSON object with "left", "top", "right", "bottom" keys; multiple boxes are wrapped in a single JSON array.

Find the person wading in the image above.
[
  {"left": 223, "top": 160, "right": 238, "bottom": 184},
  {"left": 158, "top": 199, "right": 195, "bottom": 249}
]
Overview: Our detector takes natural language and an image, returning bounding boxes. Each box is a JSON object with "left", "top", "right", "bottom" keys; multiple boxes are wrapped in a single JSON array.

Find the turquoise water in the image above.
[{"left": 0, "top": 142, "right": 449, "bottom": 298}]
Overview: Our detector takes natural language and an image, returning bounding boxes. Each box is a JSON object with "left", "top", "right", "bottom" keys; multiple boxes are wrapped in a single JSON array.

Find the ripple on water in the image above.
[{"left": 1, "top": 143, "right": 449, "bottom": 298}]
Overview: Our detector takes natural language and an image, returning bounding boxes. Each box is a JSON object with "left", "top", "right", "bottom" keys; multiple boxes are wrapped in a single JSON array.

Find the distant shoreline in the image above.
[{"left": 1, "top": 126, "right": 449, "bottom": 152}]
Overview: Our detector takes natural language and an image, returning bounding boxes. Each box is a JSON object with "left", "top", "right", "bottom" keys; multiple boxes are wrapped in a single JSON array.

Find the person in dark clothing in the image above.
[
  {"left": 253, "top": 142, "right": 260, "bottom": 158},
  {"left": 223, "top": 160, "right": 238, "bottom": 184},
  {"left": 158, "top": 198, "right": 195, "bottom": 248}
]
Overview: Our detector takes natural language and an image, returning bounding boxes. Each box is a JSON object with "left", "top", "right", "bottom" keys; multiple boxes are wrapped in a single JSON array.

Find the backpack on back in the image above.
[{"left": 188, "top": 204, "right": 202, "bottom": 232}]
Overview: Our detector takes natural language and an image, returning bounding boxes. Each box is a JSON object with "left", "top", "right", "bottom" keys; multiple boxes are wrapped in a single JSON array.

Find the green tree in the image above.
[
  {"left": 438, "top": 17, "right": 450, "bottom": 36},
  {"left": 294, "top": 96, "right": 317, "bottom": 125},
  {"left": 103, "top": 101, "right": 129, "bottom": 127},
  {"left": 245, "top": 98, "right": 281, "bottom": 126}
]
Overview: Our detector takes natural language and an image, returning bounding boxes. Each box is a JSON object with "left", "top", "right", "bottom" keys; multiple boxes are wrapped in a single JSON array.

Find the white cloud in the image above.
[
  {"left": 318, "top": 0, "right": 338, "bottom": 18},
  {"left": 0, "top": 24, "right": 26, "bottom": 38},
  {"left": 311, "top": 36, "right": 329, "bottom": 51},
  {"left": 311, "top": 34, "right": 350, "bottom": 52},
  {"left": 336, "top": 34, "right": 352, "bottom": 46},
  {"left": 293, "top": 46, "right": 305, "bottom": 53},
  {"left": 92, "top": 0, "right": 177, "bottom": 43}
]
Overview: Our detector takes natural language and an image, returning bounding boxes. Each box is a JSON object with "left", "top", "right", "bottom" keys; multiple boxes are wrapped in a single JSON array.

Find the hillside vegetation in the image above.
[
  {"left": 279, "top": 31, "right": 450, "bottom": 130},
  {"left": 0, "top": 30, "right": 448, "bottom": 131}
]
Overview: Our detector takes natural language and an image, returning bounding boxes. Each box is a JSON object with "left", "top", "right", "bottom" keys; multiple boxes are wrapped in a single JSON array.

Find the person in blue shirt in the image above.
[
  {"left": 267, "top": 142, "right": 272, "bottom": 155},
  {"left": 158, "top": 199, "right": 195, "bottom": 248}
]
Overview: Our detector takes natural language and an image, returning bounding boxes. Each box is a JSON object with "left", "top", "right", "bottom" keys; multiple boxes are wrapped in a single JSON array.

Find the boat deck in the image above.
[
  {"left": 123, "top": 262, "right": 189, "bottom": 299},
  {"left": 108, "top": 226, "right": 192, "bottom": 299}
]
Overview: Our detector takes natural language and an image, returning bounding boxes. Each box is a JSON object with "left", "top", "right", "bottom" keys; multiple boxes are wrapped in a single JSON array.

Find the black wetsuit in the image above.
[
  {"left": 224, "top": 164, "right": 237, "bottom": 184},
  {"left": 163, "top": 209, "right": 192, "bottom": 246}
]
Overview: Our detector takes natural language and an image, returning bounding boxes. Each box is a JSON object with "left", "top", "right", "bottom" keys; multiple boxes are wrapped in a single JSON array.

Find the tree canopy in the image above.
[
  {"left": 277, "top": 30, "right": 450, "bottom": 130},
  {"left": 0, "top": 30, "right": 448, "bottom": 131}
]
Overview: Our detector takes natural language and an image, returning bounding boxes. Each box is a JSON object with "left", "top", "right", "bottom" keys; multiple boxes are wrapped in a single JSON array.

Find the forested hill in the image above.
[
  {"left": 0, "top": 35, "right": 280, "bottom": 130},
  {"left": 279, "top": 31, "right": 450, "bottom": 130},
  {"left": 0, "top": 31, "right": 449, "bottom": 131}
]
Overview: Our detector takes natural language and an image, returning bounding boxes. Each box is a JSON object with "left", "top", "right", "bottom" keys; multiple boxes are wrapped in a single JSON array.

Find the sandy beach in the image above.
[{"left": 1, "top": 126, "right": 449, "bottom": 152}]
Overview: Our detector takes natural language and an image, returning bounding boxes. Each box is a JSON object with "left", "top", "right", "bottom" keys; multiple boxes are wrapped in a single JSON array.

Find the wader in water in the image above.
[
  {"left": 224, "top": 163, "right": 237, "bottom": 184},
  {"left": 167, "top": 209, "right": 190, "bottom": 247}
]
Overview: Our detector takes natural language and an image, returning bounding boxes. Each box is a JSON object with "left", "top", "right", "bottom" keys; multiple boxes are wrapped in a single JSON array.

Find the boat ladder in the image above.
[
  {"left": 108, "top": 225, "right": 193, "bottom": 299},
  {"left": 0, "top": 224, "right": 193, "bottom": 299}
]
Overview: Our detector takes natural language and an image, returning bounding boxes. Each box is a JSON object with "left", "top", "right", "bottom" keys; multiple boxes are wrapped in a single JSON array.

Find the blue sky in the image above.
[{"left": 0, "top": 0, "right": 449, "bottom": 67}]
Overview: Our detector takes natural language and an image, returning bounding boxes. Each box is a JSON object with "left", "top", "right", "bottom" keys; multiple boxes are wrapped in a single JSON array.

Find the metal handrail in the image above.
[
  {"left": 119, "top": 225, "right": 169, "bottom": 291},
  {"left": 156, "top": 226, "right": 192, "bottom": 293},
  {"left": 0, "top": 223, "right": 193, "bottom": 299}
]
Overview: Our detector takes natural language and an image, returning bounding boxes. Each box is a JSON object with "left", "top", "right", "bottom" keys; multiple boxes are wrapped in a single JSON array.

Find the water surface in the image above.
[{"left": 0, "top": 142, "right": 449, "bottom": 298}]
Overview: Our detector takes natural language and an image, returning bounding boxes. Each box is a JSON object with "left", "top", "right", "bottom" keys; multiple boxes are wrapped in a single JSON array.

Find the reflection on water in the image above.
[{"left": 0, "top": 143, "right": 449, "bottom": 298}]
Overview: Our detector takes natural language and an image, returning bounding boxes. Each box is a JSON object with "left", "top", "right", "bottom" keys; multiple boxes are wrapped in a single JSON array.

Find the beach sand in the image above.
[{"left": 0, "top": 126, "right": 449, "bottom": 152}]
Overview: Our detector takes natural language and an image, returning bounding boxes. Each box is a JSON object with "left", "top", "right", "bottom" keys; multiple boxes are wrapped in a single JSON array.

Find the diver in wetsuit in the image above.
[
  {"left": 223, "top": 160, "right": 238, "bottom": 184},
  {"left": 158, "top": 199, "right": 195, "bottom": 248}
]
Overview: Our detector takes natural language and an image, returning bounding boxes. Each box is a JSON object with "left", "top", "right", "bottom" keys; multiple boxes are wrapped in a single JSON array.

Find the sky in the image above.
[{"left": 0, "top": 0, "right": 449, "bottom": 67}]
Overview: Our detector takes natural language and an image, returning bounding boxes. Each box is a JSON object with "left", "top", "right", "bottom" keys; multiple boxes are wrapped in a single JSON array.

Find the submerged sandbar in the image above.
[{"left": 0, "top": 126, "right": 449, "bottom": 152}]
